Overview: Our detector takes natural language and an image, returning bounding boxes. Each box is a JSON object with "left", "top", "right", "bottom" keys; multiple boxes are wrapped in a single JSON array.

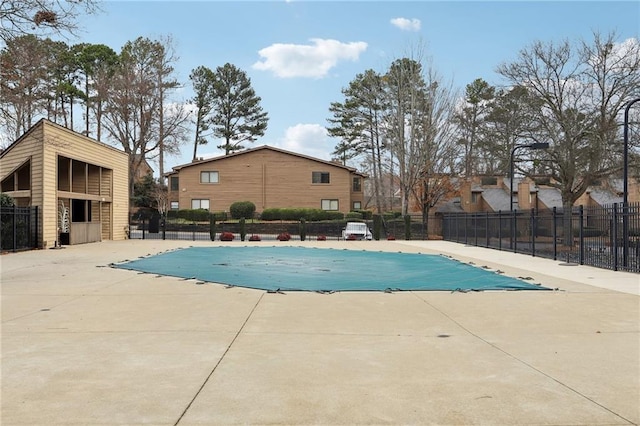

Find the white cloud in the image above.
[
  {"left": 390, "top": 17, "right": 421, "bottom": 32},
  {"left": 275, "top": 123, "right": 333, "bottom": 160},
  {"left": 252, "top": 38, "right": 368, "bottom": 78}
]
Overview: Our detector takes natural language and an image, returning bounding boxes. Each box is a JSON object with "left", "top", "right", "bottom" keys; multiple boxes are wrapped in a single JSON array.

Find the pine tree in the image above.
[{"left": 210, "top": 63, "right": 268, "bottom": 155}]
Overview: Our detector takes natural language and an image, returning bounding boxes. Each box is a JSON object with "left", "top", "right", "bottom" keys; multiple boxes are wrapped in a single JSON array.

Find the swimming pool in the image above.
[{"left": 113, "top": 246, "right": 550, "bottom": 292}]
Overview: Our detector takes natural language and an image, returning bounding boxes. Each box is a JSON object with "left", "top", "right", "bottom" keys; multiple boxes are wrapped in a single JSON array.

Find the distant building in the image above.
[
  {"left": 132, "top": 154, "right": 154, "bottom": 183},
  {"left": 165, "top": 145, "right": 366, "bottom": 214},
  {"left": 456, "top": 175, "right": 639, "bottom": 213}
]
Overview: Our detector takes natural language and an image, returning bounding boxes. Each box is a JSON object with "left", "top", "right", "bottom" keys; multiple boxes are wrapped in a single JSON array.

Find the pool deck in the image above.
[{"left": 1, "top": 239, "right": 638, "bottom": 425}]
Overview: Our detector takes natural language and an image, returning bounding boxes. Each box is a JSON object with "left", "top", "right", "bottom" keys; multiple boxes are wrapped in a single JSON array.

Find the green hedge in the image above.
[
  {"left": 260, "top": 208, "right": 344, "bottom": 221},
  {"left": 382, "top": 211, "right": 402, "bottom": 221},
  {"left": 167, "top": 209, "right": 226, "bottom": 222},
  {"left": 345, "top": 211, "right": 363, "bottom": 220}
]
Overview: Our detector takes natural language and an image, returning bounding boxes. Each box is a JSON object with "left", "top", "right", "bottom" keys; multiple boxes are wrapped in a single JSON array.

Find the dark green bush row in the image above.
[
  {"left": 260, "top": 208, "right": 344, "bottom": 221},
  {"left": 167, "top": 209, "right": 227, "bottom": 222},
  {"left": 382, "top": 211, "right": 403, "bottom": 220}
]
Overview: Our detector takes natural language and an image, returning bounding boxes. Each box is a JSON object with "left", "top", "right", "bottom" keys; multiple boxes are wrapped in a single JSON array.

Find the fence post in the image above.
[
  {"left": 34, "top": 206, "right": 39, "bottom": 249},
  {"left": 513, "top": 210, "right": 518, "bottom": 253},
  {"left": 497, "top": 210, "right": 502, "bottom": 250},
  {"left": 531, "top": 208, "right": 536, "bottom": 257},
  {"left": 579, "top": 205, "right": 584, "bottom": 265},
  {"left": 552, "top": 207, "right": 558, "bottom": 260},
  {"left": 474, "top": 214, "right": 478, "bottom": 246},
  {"left": 142, "top": 218, "right": 146, "bottom": 240},
  {"left": 12, "top": 205, "right": 17, "bottom": 252},
  {"left": 612, "top": 203, "right": 618, "bottom": 271},
  {"left": 485, "top": 212, "right": 489, "bottom": 247}
]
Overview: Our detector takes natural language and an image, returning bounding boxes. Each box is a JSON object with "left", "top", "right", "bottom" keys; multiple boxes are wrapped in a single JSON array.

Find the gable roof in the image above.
[
  {"left": 0, "top": 118, "right": 126, "bottom": 159},
  {"left": 537, "top": 188, "right": 563, "bottom": 209},
  {"left": 588, "top": 188, "right": 622, "bottom": 206},
  {"left": 167, "top": 145, "right": 367, "bottom": 177},
  {"left": 482, "top": 188, "right": 511, "bottom": 212}
]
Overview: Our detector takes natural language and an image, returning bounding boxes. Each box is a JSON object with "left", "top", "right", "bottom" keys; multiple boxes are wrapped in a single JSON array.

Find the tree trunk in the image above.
[{"left": 562, "top": 198, "right": 574, "bottom": 246}]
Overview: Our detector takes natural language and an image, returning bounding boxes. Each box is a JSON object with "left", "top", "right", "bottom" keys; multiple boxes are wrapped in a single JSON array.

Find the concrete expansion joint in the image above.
[{"left": 173, "top": 292, "right": 265, "bottom": 426}]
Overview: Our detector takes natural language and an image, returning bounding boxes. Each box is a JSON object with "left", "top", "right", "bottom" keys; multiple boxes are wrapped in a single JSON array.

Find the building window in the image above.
[
  {"left": 170, "top": 201, "right": 179, "bottom": 210},
  {"left": 353, "top": 201, "right": 362, "bottom": 210},
  {"left": 471, "top": 193, "right": 479, "bottom": 203},
  {"left": 200, "top": 171, "right": 219, "bottom": 184},
  {"left": 352, "top": 177, "right": 361, "bottom": 192},
  {"left": 312, "top": 171, "right": 330, "bottom": 184},
  {"left": 191, "top": 199, "right": 210, "bottom": 210},
  {"left": 321, "top": 199, "right": 338, "bottom": 211},
  {"left": 170, "top": 176, "right": 179, "bottom": 191}
]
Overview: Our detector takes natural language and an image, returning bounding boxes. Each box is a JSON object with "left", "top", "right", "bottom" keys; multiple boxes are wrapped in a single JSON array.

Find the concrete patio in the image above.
[{"left": 1, "top": 239, "right": 638, "bottom": 425}]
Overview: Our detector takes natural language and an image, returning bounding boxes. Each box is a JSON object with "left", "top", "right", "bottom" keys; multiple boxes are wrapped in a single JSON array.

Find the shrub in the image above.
[
  {"left": 169, "top": 208, "right": 211, "bottom": 222},
  {"left": 383, "top": 211, "right": 402, "bottom": 220},
  {"left": 345, "top": 211, "right": 363, "bottom": 220},
  {"left": 219, "top": 231, "right": 234, "bottom": 241},
  {"left": 230, "top": 201, "right": 256, "bottom": 220},
  {"left": 358, "top": 210, "right": 373, "bottom": 220},
  {"left": 1, "top": 193, "right": 15, "bottom": 207},
  {"left": 210, "top": 211, "right": 228, "bottom": 221},
  {"left": 260, "top": 208, "right": 344, "bottom": 221}
]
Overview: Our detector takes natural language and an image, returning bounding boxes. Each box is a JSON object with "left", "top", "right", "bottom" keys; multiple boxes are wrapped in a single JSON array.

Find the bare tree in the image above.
[
  {"left": 102, "top": 37, "right": 162, "bottom": 204},
  {"left": 102, "top": 36, "right": 188, "bottom": 206},
  {"left": 0, "top": 0, "right": 100, "bottom": 44},
  {"left": 497, "top": 32, "right": 640, "bottom": 244},
  {"left": 153, "top": 35, "right": 188, "bottom": 181},
  {"left": 410, "top": 67, "right": 459, "bottom": 235}
]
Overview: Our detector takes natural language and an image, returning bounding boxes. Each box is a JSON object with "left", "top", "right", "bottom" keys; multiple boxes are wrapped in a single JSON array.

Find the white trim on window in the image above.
[
  {"left": 191, "top": 199, "right": 210, "bottom": 210},
  {"left": 321, "top": 199, "right": 339, "bottom": 211},
  {"left": 200, "top": 171, "right": 219, "bottom": 183}
]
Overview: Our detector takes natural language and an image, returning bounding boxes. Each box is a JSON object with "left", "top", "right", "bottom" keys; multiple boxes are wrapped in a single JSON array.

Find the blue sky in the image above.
[{"left": 77, "top": 1, "right": 639, "bottom": 172}]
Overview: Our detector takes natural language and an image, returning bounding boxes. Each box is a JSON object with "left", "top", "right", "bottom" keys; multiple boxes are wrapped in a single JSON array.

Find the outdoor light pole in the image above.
[
  {"left": 509, "top": 142, "right": 550, "bottom": 249},
  {"left": 622, "top": 98, "right": 640, "bottom": 268}
]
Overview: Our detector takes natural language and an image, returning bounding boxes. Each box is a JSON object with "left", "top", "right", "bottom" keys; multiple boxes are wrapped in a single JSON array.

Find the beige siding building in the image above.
[
  {"left": 0, "top": 119, "right": 129, "bottom": 247},
  {"left": 166, "top": 146, "right": 366, "bottom": 214}
]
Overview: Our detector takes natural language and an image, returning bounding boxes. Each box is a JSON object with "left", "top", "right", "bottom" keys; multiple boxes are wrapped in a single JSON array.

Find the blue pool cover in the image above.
[{"left": 113, "top": 246, "right": 550, "bottom": 292}]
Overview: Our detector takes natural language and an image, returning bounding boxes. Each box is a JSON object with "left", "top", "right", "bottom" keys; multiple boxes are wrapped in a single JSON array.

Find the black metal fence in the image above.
[
  {"left": 128, "top": 214, "right": 439, "bottom": 242},
  {"left": 1, "top": 206, "right": 39, "bottom": 252},
  {"left": 442, "top": 203, "right": 640, "bottom": 273}
]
